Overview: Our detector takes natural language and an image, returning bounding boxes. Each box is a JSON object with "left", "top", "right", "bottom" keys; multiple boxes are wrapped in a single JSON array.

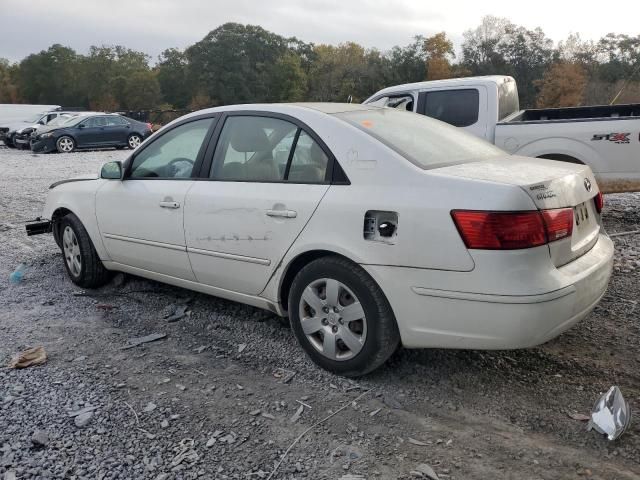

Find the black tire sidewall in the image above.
[
  {"left": 59, "top": 214, "right": 107, "bottom": 287},
  {"left": 289, "top": 257, "right": 398, "bottom": 376}
]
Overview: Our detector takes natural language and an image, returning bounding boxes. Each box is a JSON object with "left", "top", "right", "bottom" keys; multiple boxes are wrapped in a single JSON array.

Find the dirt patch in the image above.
[{"left": 1, "top": 148, "right": 639, "bottom": 479}]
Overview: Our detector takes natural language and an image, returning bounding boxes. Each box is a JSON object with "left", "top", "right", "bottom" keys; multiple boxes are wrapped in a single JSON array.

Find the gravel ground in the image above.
[{"left": 0, "top": 146, "right": 639, "bottom": 480}]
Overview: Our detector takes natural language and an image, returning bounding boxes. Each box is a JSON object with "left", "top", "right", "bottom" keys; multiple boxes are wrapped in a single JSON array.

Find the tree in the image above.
[
  {"left": 424, "top": 32, "right": 455, "bottom": 80},
  {"left": 186, "top": 23, "right": 297, "bottom": 105},
  {"left": 535, "top": 62, "right": 587, "bottom": 107},
  {"left": 17, "top": 44, "right": 82, "bottom": 106},
  {"left": 384, "top": 36, "right": 427, "bottom": 85},
  {"left": 0, "top": 59, "right": 19, "bottom": 103},
  {"left": 269, "top": 52, "right": 308, "bottom": 101},
  {"left": 157, "top": 48, "right": 191, "bottom": 108}
]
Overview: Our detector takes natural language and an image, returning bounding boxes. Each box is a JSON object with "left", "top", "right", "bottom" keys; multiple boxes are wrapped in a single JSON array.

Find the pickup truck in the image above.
[{"left": 364, "top": 76, "right": 640, "bottom": 193}]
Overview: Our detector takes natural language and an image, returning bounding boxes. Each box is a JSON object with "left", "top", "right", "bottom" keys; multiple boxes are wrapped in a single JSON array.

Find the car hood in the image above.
[
  {"left": 36, "top": 124, "right": 65, "bottom": 135},
  {"left": 0, "top": 120, "right": 33, "bottom": 131},
  {"left": 49, "top": 174, "right": 98, "bottom": 190}
]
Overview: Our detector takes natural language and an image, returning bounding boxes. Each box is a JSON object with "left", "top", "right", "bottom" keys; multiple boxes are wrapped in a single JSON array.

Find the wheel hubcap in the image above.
[
  {"left": 298, "top": 278, "right": 367, "bottom": 361},
  {"left": 62, "top": 226, "right": 82, "bottom": 277},
  {"left": 129, "top": 136, "right": 141, "bottom": 148},
  {"left": 59, "top": 138, "right": 73, "bottom": 152}
]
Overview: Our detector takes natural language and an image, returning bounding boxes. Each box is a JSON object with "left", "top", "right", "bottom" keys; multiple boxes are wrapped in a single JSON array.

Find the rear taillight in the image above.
[
  {"left": 451, "top": 208, "right": 573, "bottom": 250},
  {"left": 594, "top": 192, "right": 604, "bottom": 213},
  {"left": 146, "top": 122, "right": 153, "bottom": 131}
]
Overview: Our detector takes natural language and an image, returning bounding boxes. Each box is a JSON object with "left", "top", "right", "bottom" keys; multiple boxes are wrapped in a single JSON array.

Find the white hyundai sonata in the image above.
[{"left": 27, "top": 103, "right": 613, "bottom": 376}]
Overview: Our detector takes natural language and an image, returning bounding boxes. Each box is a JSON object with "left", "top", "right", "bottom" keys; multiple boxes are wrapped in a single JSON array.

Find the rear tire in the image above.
[
  {"left": 59, "top": 213, "right": 111, "bottom": 288},
  {"left": 56, "top": 136, "right": 75, "bottom": 153},
  {"left": 127, "top": 134, "right": 142, "bottom": 149},
  {"left": 5, "top": 135, "right": 16, "bottom": 148},
  {"left": 288, "top": 256, "right": 400, "bottom": 377}
]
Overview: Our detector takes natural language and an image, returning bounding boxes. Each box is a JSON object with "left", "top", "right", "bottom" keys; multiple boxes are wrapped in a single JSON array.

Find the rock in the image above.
[
  {"left": 176, "top": 384, "right": 186, "bottom": 391},
  {"left": 414, "top": 464, "right": 439, "bottom": 480},
  {"left": 74, "top": 411, "right": 93, "bottom": 428},
  {"left": 31, "top": 430, "right": 49, "bottom": 447},
  {"left": 143, "top": 402, "right": 157, "bottom": 413},
  {"left": 4, "top": 471, "right": 17, "bottom": 480},
  {"left": 383, "top": 395, "right": 402, "bottom": 409},
  {"left": 238, "top": 343, "right": 247, "bottom": 353},
  {"left": 206, "top": 438, "right": 216, "bottom": 448},
  {"left": 161, "top": 420, "right": 169, "bottom": 429},
  {"left": 249, "top": 409, "right": 261, "bottom": 416}
]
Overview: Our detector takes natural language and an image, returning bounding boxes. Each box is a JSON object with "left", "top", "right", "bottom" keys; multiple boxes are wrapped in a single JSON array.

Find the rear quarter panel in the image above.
[{"left": 495, "top": 119, "right": 640, "bottom": 192}]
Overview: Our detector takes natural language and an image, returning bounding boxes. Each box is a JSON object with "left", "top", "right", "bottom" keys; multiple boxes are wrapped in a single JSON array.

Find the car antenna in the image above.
[{"left": 609, "top": 61, "right": 640, "bottom": 105}]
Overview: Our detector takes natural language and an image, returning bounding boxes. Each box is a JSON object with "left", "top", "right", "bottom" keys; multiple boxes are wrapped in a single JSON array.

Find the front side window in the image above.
[
  {"left": 422, "top": 89, "right": 479, "bottom": 127},
  {"left": 210, "top": 116, "right": 297, "bottom": 181},
  {"left": 83, "top": 117, "right": 108, "bottom": 128},
  {"left": 335, "top": 107, "right": 503, "bottom": 170},
  {"left": 129, "top": 118, "right": 213, "bottom": 179}
]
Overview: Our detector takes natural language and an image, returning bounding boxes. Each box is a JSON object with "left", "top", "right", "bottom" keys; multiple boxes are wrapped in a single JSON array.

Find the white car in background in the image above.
[{"left": 27, "top": 104, "right": 614, "bottom": 376}]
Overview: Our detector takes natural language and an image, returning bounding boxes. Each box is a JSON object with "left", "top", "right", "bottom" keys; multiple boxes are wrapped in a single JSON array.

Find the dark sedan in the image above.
[{"left": 30, "top": 113, "right": 152, "bottom": 153}]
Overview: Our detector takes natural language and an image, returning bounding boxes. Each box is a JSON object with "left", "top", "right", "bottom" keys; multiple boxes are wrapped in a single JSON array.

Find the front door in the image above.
[
  {"left": 74, "top": 116, "right": 105, "bottom": 146},
  {"left": 96, "top": 116, "right": 217, "bottom": 280},
  {"left": 184, "top": 114, "right": 331, "bottom": 295}
]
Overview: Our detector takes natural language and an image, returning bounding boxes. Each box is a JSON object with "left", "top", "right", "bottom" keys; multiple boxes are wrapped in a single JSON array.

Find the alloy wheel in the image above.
[
  {"left": 58, "top": 137, "right": 74, "bottom": 152},
  {"left": 62, "top": 226, "right": 82, "bottom": 277},
  {"left": 128, "top": 135, "right": 141, "bottom": 148},
  {"left": 298, "top": 278, "right": 367, "bottom": 361}
]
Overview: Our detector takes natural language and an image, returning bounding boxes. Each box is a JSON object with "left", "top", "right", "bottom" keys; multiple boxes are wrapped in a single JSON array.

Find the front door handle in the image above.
[
  {"left": 159, "top": 201, "right": 180, "bottom": 209},
  {"left": 266, "top": 209, "right": 297, "bottom": 218}
]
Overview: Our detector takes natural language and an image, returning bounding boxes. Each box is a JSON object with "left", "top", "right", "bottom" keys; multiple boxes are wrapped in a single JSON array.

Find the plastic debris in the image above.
[
  {"left": 8, "top": 346, "right": 47, "bottom": 369},
  {"left": 165, "top": 304, "right": 189, "bottom": 323},
  {"left": 9, "top": 263, "right": 26, "bottom": 284},
  {"left": 412, "top": 464, "right": 440, "bottom": 480},
  {"left": 587, "top": 386, "right": 631, "bottom": 440}
]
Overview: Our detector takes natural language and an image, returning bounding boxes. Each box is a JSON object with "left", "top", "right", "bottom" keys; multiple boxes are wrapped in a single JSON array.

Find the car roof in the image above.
[{"left": 368, "top": 75, "right": 514, "bottom": 97}]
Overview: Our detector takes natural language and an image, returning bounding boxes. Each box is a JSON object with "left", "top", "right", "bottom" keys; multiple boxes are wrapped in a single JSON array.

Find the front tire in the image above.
[
  {"left": 127, "top": 134, "right": 142, "bottom": 149},
  {"left": 56, "top": 136, "right": 75, "bottom": 153},
  {"left": 59, "top": 213, "right": 111, "bottom": 288},
  {"left": 288, "top": 256, "right": 400, "bottom": 377}
]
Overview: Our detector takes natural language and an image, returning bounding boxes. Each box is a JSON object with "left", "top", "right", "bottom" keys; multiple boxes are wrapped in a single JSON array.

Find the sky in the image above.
[{"left": 1, "top": 0, "right": 639, "bottom": 63}]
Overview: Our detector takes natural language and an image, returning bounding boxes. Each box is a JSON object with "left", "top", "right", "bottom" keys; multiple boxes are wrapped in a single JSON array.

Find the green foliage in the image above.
[{"left": 4, "top": 20, "right": 640, "bottom": 111}]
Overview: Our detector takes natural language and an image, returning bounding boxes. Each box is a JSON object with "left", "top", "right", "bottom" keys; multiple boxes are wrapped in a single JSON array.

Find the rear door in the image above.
[
  {"left": 184, "top": 113, "right": 332, "bottom": 295},
  {"left": 96, "top": 115, "right": 218, "bottom": 279},
  {"left": 104, "top": 116, "right": 130, "bottom": 144},
  {"left": 417, "top": 87, "right": 488, "bottom": 139}
]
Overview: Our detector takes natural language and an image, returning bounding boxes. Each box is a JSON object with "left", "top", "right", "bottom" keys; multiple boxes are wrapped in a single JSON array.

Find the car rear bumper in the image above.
[{"left": 362, "top": 233, "right": 614, "bottom": 349}]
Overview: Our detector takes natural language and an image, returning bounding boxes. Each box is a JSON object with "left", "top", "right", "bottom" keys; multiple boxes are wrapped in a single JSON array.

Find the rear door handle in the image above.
[
  {"left": 159, "top": 201, "right": 180, "bottom": 209},
  {"left": 266, "top": 209, "right": 297, "bottom": 218}
]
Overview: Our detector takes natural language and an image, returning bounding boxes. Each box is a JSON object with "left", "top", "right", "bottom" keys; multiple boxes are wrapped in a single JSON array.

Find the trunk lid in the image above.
[{"left": 436, "top": 156, "right": 601, "bottom": 266}]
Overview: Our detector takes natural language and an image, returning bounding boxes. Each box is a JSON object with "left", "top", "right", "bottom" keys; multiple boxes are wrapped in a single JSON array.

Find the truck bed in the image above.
[{"left": 502, "top": 103, "right": 640, "bottom": 123}]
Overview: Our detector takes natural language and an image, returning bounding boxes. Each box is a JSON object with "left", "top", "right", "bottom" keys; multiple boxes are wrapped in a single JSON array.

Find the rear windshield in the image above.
[
  {"left": 498, "top": 78, "right": 520, "bottom": 120},
  {"left": 334, "top": 108, "right": 504, "bottom": 169}
]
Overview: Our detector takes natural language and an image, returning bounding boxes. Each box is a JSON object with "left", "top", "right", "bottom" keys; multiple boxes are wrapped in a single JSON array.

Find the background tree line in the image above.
[{"left": 1, "top": 16, "right": 639, "bottom": 112}]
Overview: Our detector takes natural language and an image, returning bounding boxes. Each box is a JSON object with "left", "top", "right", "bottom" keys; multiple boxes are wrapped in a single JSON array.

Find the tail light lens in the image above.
[
  {"left": 451, "top": 208, "right": 573, "bottom": 250},
  {"left": 594, "top": 192, "right": 604, "bottom": 213}
]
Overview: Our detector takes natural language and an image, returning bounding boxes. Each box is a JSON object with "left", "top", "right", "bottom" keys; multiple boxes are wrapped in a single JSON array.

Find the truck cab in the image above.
[{"left": 363, "top": 75, "right": 519, "bottom": 142}]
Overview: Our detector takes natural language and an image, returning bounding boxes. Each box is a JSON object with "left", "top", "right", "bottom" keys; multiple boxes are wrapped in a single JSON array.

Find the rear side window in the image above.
[
  {"left": 422, "top": 89, "right": 479, "bottom": 127},
  {"left": 106, "top": 116, "right": 127, "bottom": 126},
  {"left": 335, "top": 108, "right": 503, "bottom": 170},
  {"left": 210, "top": 116, "right": 330, "bottom": 183},
  {"left": 367, "top": 95, "right": 414, "bottom": 112}
]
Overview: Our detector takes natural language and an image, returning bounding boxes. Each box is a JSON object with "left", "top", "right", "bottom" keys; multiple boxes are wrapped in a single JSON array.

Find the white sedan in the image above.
[{"left": 27, "top": 103, "right": 614, "bottom": 376}]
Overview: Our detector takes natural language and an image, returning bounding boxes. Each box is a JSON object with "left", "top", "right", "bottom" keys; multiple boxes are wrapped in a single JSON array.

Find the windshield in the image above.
[
  {"left": 334, "top": 108, "right": 504, "bottom": 169},
  {"left": 25, "top": 113, "right": 45, "bottom": 123},
  {"left": 48, "top": 114, "right": 76, "bottom": 126}
]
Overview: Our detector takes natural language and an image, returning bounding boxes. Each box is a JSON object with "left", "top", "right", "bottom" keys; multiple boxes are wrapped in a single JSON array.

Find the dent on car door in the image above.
[
  {"left": 184, "top": 114, "right": 332, "bottom": 295},
  {"left": 95, "top": 117, "right": 216, "bottom": 280}
]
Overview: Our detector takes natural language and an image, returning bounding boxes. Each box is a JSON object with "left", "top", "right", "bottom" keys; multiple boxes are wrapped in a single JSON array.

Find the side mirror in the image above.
[
  {"left": 37, "top": 121, "right": 45, "bottom": 125},
  {"left": 78, "top": 123, "right": 85, "bottom": 129},
  {"left": 100, "top": 161, "right": 122, "bottom": 180}
]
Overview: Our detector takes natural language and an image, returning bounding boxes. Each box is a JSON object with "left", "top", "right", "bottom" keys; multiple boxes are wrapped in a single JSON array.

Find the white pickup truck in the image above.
[{"left": 365, "top": 76, "right": 640, "bottom": 193}]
